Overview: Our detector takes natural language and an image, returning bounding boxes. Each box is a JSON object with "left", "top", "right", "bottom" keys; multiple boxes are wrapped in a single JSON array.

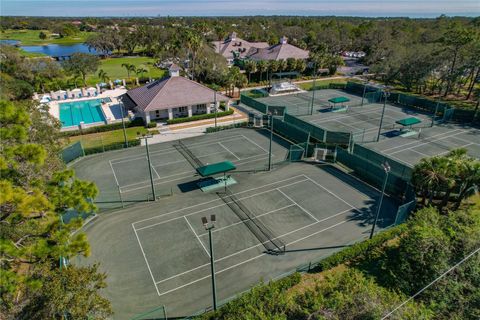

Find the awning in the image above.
[
  {"left": 196, "top": 161, "right": 236, "bottom": 177},
  {"left": 396, "top": 117, "right": 422, "bottom": 126},
  {"left": 328, "top": 97, "right": 350, "bottom": 104}
]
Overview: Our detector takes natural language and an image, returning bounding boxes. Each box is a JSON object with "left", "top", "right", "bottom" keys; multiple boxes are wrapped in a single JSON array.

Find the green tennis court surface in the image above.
[
  {"left": 72, "top": 128, "right": 290, "bottom": 210},
  {"left": 78, "top": 161, "right": 399, "bottom": 319}
]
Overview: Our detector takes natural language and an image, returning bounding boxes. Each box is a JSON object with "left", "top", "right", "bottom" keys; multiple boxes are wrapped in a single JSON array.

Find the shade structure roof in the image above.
[
  {"left": 196, "top": 161, "right": 236, "bottom": 177},
  {"left": 396, "top": 117, "right": 422, "bottom": 126},
  {"left": 328, "top": 96, "right": 350, "bottom": 104}
]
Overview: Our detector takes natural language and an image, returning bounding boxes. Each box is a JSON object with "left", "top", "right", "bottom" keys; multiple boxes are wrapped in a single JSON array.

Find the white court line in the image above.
[
  {"left": 132, "top": 225, "right": 161, "bottom": 296},
  {"left": 408, "top": 148, "right": 432, "bottom": 157},
  {"left": 151, "top": 165, "right": 161, "bottom": 180},
  {"left": 386, "top": 130, "right": 464, "bottom": 155},
  {"left": 276, "top": 189, "right": 319, "bottom": 222},
  {"left": 119, "top": 153, "right": 270, "bottom": 193},
  {"left": 155, "top": 210, "right": 354, "bottom": 296},
  {"left": 380, "top": 129, "right": 462, "bottom": 153},
  {"left": 198, "top": 204, "right": 296, "bottom": 237},
  {"left": 384, "top": 153, "right": 415, "bottom": 167},
  {"left": 184, "top": 217, "right": 210, "bottom": 257},
  {"left": 437, "top": 142, "right": 474, "bottom": 156},
  {"left": 241, "top": 134, "right": 269, "bottom": 153},
  {"left": 155, "top": 207, "right": 352, "bottom": 286},
  {"left": 218, "top": 142, "right": 240, "bottom": 160},
  {"left": 110, "top": 135, "right": 245, "bottom": 164},
  {"left": 302, "top": 175, "right": 357, "bottom": 210},
  {"left": 135, "top": 179, "right": 308, "bottom": 232},
  {"left": 132, "top": 175, "right": 306, "bottom": 226},
  {"left": 109, "top": 159, "right": 119, "bottom": 186},
  {"left": 311, "top": 108, "right": 383, "bottom": 123}
]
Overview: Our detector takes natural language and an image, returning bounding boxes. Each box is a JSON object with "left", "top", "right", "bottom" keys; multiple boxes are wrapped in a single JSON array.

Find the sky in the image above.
[{"left": 1, "top": 0, "right": 479, "bottom": 18}]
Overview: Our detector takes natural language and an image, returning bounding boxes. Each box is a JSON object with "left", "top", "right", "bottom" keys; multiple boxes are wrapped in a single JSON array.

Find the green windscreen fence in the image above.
[
  {"left": 289, "top": 143, "right": 307, "bottom": 161},
  {"left": 345, "top": 81, "right": 378, "bottom": 96},
  {"left": 395, "top": 184, "right": 416, "bottom": 225},
  {"left": 284, "top": 113, "right": 326, "bottom": 141},
  {"left": 61, "top": 141, "right": 84, "bottom": 163},
  {"left": 336, "top": 145, "right": 412, "bottom": 198},
  {"left": 240, "top": 93, "right": 268, "bottom": 113},
  {"left": 272, "top": 117, "right": 310, "bottom": 144},
  {"left": 130, "top": 305, "right": 167, "bottom": 320}
]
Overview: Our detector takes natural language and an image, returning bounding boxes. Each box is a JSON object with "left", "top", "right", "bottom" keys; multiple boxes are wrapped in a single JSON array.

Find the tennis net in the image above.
[
  {"left": 175, "top": 140, "right": 204, "bottom": 168},
  {"left": 219, "top": 188, "right": 286, "bottom": 254}
]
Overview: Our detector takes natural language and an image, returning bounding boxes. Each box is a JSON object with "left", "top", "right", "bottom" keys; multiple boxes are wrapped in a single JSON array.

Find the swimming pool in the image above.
[{"left": 59, "top": 99, "right": 107, "bottom": 127}]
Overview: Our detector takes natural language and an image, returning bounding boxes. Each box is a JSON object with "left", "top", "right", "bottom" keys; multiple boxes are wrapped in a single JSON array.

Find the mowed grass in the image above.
[
  {"left": 67, "top": 127, "right": 154, "bottom": 149},
  {"left": 86, "top": 57, "right": 167, "bottom": 86},
  {"left": 298, "top": 78, "right": 348, "bottom": 90},
  {"left": 0, "top": 29, "right": 94, "bottom": 46}
]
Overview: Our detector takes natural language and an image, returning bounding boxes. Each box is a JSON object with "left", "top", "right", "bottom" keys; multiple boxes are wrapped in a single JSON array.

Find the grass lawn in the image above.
[
  {"left": 86, "top": 57, "right": 166, "bottom": 86},
  {"left": 0, "top": 29, "right": 94, "bottom": 46},
  {"left": 67, "top": 126, "right": 154, "bottom": 149},
  {"left": 298, "top": 78, "right": 347, "bottom": 90}
]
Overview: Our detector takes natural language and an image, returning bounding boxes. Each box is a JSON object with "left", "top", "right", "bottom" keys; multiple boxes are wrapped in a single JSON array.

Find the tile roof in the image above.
[
  {"left": 212, "top": 37, "right": 269, "bottom": 60},
  {"left": 247, "top": 43, "right": 309, "bottom": 61},
  {"left": 124, "top": 76, "right": 229, "bottom": 112}
]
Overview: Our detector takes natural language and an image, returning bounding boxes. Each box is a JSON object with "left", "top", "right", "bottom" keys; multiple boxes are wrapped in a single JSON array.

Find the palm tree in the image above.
[
  {"left": 412, "top": 156, "right": 447, "bottom": 206},
  {"left": 135, "top": 67, "right": 148, "bottom": 80},
  {"left": 244, "top": 60, "right": 257, "bottom": 83},
  {"left": 184, "top": 30, "right": 203, "bottom": 81},
  {"left": 98, "top": 69, "right": 109, "bottom": 84},
  {"left": 257, "top": 60, "right": 268, "bottom": 82},
  {"left": 453, "top": 156, "right": 480, "bottom": 210},
  {"left": 121, "top": 63, "right": 136, "bottom": 79}
]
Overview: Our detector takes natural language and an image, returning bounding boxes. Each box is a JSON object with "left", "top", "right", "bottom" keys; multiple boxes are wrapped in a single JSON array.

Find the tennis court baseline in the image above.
[{"left": 131, "top": 173, "right": 388, "bottom": 297}]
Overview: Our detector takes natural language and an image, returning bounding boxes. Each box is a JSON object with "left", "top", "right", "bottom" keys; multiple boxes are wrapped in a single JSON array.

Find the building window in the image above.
[
  {"left": 178, "top": 106, "right": 187, "bottom": 113},
  {"left": 196, "top": 104, "right": 206, "bottom": 111},
  {"left": 155, "top": 110, "right": 160, "bottom": 117}
]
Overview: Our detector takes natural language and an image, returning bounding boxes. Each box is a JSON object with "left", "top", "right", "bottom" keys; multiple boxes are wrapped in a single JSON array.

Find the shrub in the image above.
[
  {"left": 166, "top": 109, "right": 234, "bottom": 125},
  {"left": 60, "top": 118, "right": 146, "bottom": 137},
  {"left": 146, "top": 122, "right": 157, "bottom": 128},
  {"left": 205, "top": 122, "right": 247, "bottom": 133},
  {"left": 83, "top": 139, "right": 140, "bottom": 155},
  {"left": 313, "top": 224, "right": 407, "bottom": 272}
]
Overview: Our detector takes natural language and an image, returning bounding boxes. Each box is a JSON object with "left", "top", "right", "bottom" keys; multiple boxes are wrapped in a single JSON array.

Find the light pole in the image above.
[
  {"left": 370, "top": 162, "right": 390, "bottom": 239},
  {"left": 138, "top": 134, "right": 156, "bottom": 201},
  {"left": 361, "top": 80, "right": 368, "bottom": 106},
  {"left": 310, "top": 62, "right": 317, "bottom": 115},
  {"left": 214, "top": 91, "right": 218, "bottom": 129},
  {"left": 376, "top": 90, "right": 390, "bottom": 142},
  {"left": 268, "top": 112, "right": 274, "bottom": 171},
  {"left": 118, "top": 97, "right": 128, "bottom": 147},
  {"left": 431, "top": 100, "right": 440, "bottom": 127},
  {"left": 202, "top": 215, "right": 217, "bottom": 311}
]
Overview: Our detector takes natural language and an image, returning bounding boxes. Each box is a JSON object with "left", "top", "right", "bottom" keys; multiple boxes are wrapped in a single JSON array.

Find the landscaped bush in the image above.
[
  {"left": 83, "top": 139, "right": 140, "bottom": 155},
  {"left": 313, "top": 224, "right": 407, "bottom": 272},
  {"left": 146, "top": 122, "right": 157, "bottom": 128},
  {"left": 166, "top": 109, "right": 234, "bottom": 125},
  {"left": 205, "top": 122, "right": 247, "bottom": 133},
  {"left": 60, "top": 117, "right": 146, "bottom": 137}
]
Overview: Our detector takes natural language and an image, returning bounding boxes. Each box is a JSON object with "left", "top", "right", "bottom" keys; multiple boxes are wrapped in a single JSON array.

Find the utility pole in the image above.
[
  {"left": 202, "top": 215, "right": 217, "bottom": 311},
  {"left": 138, "top": 134, "right": 156, "bottom": 201},
  {"left": 376, "top": 90, "right": 390, "bottom": 142},
  {"left": 370, "top": 162, "right": 391, "bottom": 239}
]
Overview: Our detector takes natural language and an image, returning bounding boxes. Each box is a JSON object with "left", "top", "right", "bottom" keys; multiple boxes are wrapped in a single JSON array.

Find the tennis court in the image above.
[
  {"left": 366, "top": 124, "right": 480, "bottom": 166},
  {"left": 72, "top": 128, "right": 290, "bottom": 210},
  {"left": 79, "top": 161, "right": 399, "bottom": 319}
]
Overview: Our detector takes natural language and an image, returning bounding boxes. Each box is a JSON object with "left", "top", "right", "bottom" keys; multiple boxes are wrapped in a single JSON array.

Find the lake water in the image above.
[{"left": 19, "top": 43, "right": 99, "bottom": 57}]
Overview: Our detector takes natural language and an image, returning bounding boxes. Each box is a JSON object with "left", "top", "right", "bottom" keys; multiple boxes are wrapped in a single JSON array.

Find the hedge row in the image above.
[
  {"left": 60, "top": 118, "right": 145, "bottom": 137},
  {"left": 83, "top": 139, "right": 141, "bottom": 155},
  {"left": 166, "top": 109, "right": 234, "bottom": 124},
  {"left": 313, "top": 224, "right": 407, "bottom": 272},
  {"left": 205, "top": 122, "right": 247, "bottom": 133}
]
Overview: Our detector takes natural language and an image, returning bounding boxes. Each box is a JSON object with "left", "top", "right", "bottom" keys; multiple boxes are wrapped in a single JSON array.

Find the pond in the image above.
[{"left": 19, "top": 43, "right": 100, "bottom": 57}]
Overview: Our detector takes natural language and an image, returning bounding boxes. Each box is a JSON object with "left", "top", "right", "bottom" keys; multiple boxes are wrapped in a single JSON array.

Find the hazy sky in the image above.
[{"left": 1, "top": 0, "right": 479, "bottom": 17}]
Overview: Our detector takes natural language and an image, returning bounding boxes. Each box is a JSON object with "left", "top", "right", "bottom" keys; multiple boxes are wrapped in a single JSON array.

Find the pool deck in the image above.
[{"left": 46, "top": 88, "right": 127, "bottom": 130}]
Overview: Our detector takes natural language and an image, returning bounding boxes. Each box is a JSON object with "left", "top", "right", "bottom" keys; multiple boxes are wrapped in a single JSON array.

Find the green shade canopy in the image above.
[
  {"left": 196, "top": 161, "right": 236, "bottom": 177},
  {"left": 396, "top": 117, "right": 422, "bottom": 127},
  {"left": 328, "top": 97, "right": 350, "bottom": 104}
]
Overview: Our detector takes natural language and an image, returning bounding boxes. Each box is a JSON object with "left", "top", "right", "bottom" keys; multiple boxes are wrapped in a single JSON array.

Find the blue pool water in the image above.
[{"left": 59, "top": 99, "right": 106, "bottom": 127}]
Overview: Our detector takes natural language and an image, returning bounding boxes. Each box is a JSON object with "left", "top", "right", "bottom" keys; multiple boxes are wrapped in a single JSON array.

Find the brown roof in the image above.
[
  {"left": 124, "top": 76, "right": 229, "bottom": 112},
  {"left": 212, "top": 37, "right": 269, "bottom": 60},
  {"left": 247, "top": 43, "right": 309, "bottom": 61}
]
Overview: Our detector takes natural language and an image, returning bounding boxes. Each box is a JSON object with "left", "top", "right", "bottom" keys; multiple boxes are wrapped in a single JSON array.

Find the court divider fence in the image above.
[
  {"left": 60, "top": 141, "right": 84, "bottom": 163},
  {"left": 130, "top": 305, "right": 167, "bottom": 320}
]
